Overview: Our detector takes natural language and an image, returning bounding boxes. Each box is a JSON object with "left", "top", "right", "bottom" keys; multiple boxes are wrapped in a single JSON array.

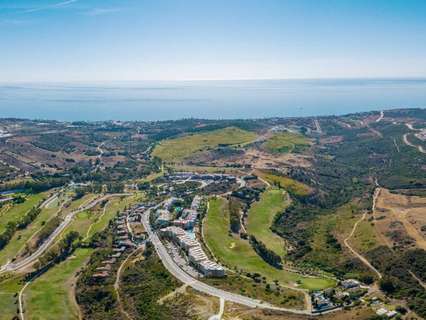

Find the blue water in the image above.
[{"left": 0, "top": 79, "right": 425, "bottom": 121}]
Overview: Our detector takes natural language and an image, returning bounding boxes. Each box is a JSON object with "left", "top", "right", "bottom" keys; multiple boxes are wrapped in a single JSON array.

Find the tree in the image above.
[{"left": 379, "top": 277, "right": 396, "bottom": 294}]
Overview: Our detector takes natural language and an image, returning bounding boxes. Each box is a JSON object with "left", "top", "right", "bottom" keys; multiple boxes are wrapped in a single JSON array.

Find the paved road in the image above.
[
  {"left": 141, "top": 208, "right": 312, "bottom": 315},
  {"left": 1, "top": 193, "right": 131, "bottom": 273},
  {"left": 40, "top": 192, "right": 59, "bottom": 209}
]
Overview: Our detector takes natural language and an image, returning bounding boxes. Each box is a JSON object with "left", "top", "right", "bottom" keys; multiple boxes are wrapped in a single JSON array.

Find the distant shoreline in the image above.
[
  {"left": 1, "top": 79, "right": 425, "bottom": 121},
  {"left": 0, "top": 107, "right": 424, "bottom": 124}
]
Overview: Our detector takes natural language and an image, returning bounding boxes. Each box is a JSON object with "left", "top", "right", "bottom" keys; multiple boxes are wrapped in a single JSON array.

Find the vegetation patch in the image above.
[
  {"left": 246, "top": 188, "right": 288, "bottom": 257},
  {"left": 203, "top": 197, "right": 334, "bottom": 290},
  {"left": 262, "top": 132, "right": 310, "bottom": 154},
  {"left": 0, "top": 202, "right": 58, "bottom": 266},
  {"left": 0, "top": 275, "right": 24, "bottom": 320},
  {"left": 302, "top": 202, "right": 376, "bottom": 280},
  {"left": 25, "top": 248, "right": 93, "bottom": 320},
  {"left": 204, "top": 273, "right": 305, "bottom": 310},
  {"left": 119, "top": 244, "right": 193, "bottom": 320},
  {"left": 0, "top": 193, "right": 44, "bottom": 234},
  {"left": 152, "top": 127, "right": 256, "bottom": 162},
  {"left": 255, "top": 170, "right": 312, "bottom": 197}
]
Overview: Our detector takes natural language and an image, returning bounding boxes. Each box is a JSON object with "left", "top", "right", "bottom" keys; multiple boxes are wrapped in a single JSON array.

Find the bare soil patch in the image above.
[{"left": 374, "top": 189, "right": 426, "bottom": 250}]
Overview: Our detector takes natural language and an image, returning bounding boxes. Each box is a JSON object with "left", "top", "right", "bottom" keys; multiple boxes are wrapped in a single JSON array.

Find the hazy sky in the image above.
[{"left": 1, "top": 0, "right": 426, "bottom": 82}]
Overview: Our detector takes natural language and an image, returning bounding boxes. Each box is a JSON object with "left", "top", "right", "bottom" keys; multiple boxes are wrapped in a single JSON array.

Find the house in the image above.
[
  {"left": 197, "top": 260, "right": 225, "bottom": 277},
  {"left": 164, "top": 197, "right": 180, "bottom": 210},
  {"left": 155, "top": 209, "right": 172, "bottom": 227},
  {"left": 93, "top": 271, "right": 109, "bottom": 278},
  {"left": 177, "top": 234, "right": 199, "bottom": 251},
  {"left": 376, "top": 308, "right": 388, "bottom": 316},
  {"left": 160, "top": 226, "right": 225, "bottom": 277},
  {"left": 386, "top": 311, "right": 397, "bottom": 318},
  {"left": 160, "top": 226, "right": 186, "bottom": 239},
  {"left": 312, "top": 292, "right": 335, "bottom": 312},
  {"left": 341, "top": 279, "right": 360, "bottom": 289},
  {"left": 188, "top": 246, "right": 208, "bottom": 264},
  {"left": 191, "top": 195, "right": 202, "bottom": 210}
]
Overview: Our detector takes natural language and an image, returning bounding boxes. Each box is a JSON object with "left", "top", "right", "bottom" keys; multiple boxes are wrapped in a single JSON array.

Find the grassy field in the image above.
[
  {"left": 24, "top": 194, "right": 139, "bottom": 319},
  {"left": 152, "top": 127, "right": 256, "bottom": 162},
  {"left": 255, "top": 170, "right": 311, "bottom": 197},
  {"left": 85, "top": 194, "right": 141, "bottom": 240},
  {"left": 0, "top": 275, "right": 24, "bottom": 320},
  {"left": 0, "top": 193, "right": 45, "bottom": 234},
  {"left": 204, "top": 197, "right": 335, "bottom": 290},
  {"left": 25, "top": 248, "right": 93, "bottom": 320},
  {"left": 0, "top": 201, "right": 60, "bottom": 266},
  {"left": 262, "top": 132, "right": 310, "bottom": 154},
  {"left": 350, "top": 216, "right": 381, "bottom": 253},
  {"left": 246, "top": 188, "right": 288, "bottom": 257},
  {"left": 305, "top": 203, "right": 358, "bottom": 266}
]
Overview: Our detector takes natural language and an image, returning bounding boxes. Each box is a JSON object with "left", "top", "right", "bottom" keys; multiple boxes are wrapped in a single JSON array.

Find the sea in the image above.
[{"left": 0, "top": 79, "right": 426, "bottom": 121}]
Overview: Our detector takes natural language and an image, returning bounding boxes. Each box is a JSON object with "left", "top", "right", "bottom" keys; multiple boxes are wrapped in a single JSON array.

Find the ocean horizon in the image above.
[{"left": 1, "top": 79, "right": 426, "bottom": 121}]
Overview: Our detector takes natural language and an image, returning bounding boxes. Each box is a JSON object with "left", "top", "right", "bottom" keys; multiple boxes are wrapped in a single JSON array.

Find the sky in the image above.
[{"left": 1, "top": 0, "right": 426, "bottom": 82}]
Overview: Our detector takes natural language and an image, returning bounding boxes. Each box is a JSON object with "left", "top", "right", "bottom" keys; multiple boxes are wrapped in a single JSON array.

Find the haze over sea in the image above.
[{"left": 1, "top": 79, "right": 426, "bottom": 121}]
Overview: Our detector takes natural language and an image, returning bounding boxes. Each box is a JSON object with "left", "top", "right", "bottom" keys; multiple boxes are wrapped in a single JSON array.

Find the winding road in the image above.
[
  {"left": 141, "top": 207, "right": 313, "bottom": 315},
  {"left": 0, "top": 193, "right": 131, "bottom": 273},
  {"left": 403, "top": 123, "right": 426, "bottom": 154}
]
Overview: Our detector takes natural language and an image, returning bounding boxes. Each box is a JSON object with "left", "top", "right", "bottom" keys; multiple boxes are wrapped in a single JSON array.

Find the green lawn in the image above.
[
  {"left": 0, "top": 193, "right": 45, "bottom": 234},
  {"left": 152, "top": 127, "right": 257, "bottom": 162},
  {"left": 0, "top": 275, "right": 24, "bottom": 320},
  {"left": 247, "top": 189, "right": 288, "bottom": 257},
  {"left": 262, "top": 132, "right": 310, "bottom": 154},
  {"left": 0, "top": 204, "right": 59, "bottom": 266},
  {"left": 255, "top": 170, "right": 312, "bottom": 197},
  {"left": 85, "top": 194, "right": 140, "bottom": 240},
  {"left": 24, "top": 248, "right": 93, "bottom": 320},
  {"left": 204, "top": 197, "right": 335, "bottom": 290}
]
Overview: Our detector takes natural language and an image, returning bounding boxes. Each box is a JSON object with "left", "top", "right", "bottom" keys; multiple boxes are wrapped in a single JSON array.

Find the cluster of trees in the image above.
[
  {"left": 231, "top": 187, "right": 261, "bottom": 203},
  {"left": 32, "top": 133, "right": 74, "bottom": 153},
  {"left": 0, "top": 206, "right": 41, "bottom": 250},
  {"left": 119, "top": 243, "right": 192, "bottom": 320},
  {"left": 76, "top": 225, "right": 123, "bottom": 319},
  {"left": 367, "top": 246, "right": 426, "bottom": 318},
  {"left": 0, "top": 176, "right": 68, "bottom": 193},
  {"left": 325, "top": 232, "right": 342, "bottom": 251},
  {"left": 229, "top": 197, "right": 241, "bottom": 234},
  {"left": 17, "top": 207, "right": 41, "bottom": 229},
  {"left": 28, "top": 231, "right": 81, "bottom": 280},
  {"left": 249, "top": 235, "right": 282, "bottom": 269},
  {"left": 35, "top": 216, "right": 62, "bottom": 247}
]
